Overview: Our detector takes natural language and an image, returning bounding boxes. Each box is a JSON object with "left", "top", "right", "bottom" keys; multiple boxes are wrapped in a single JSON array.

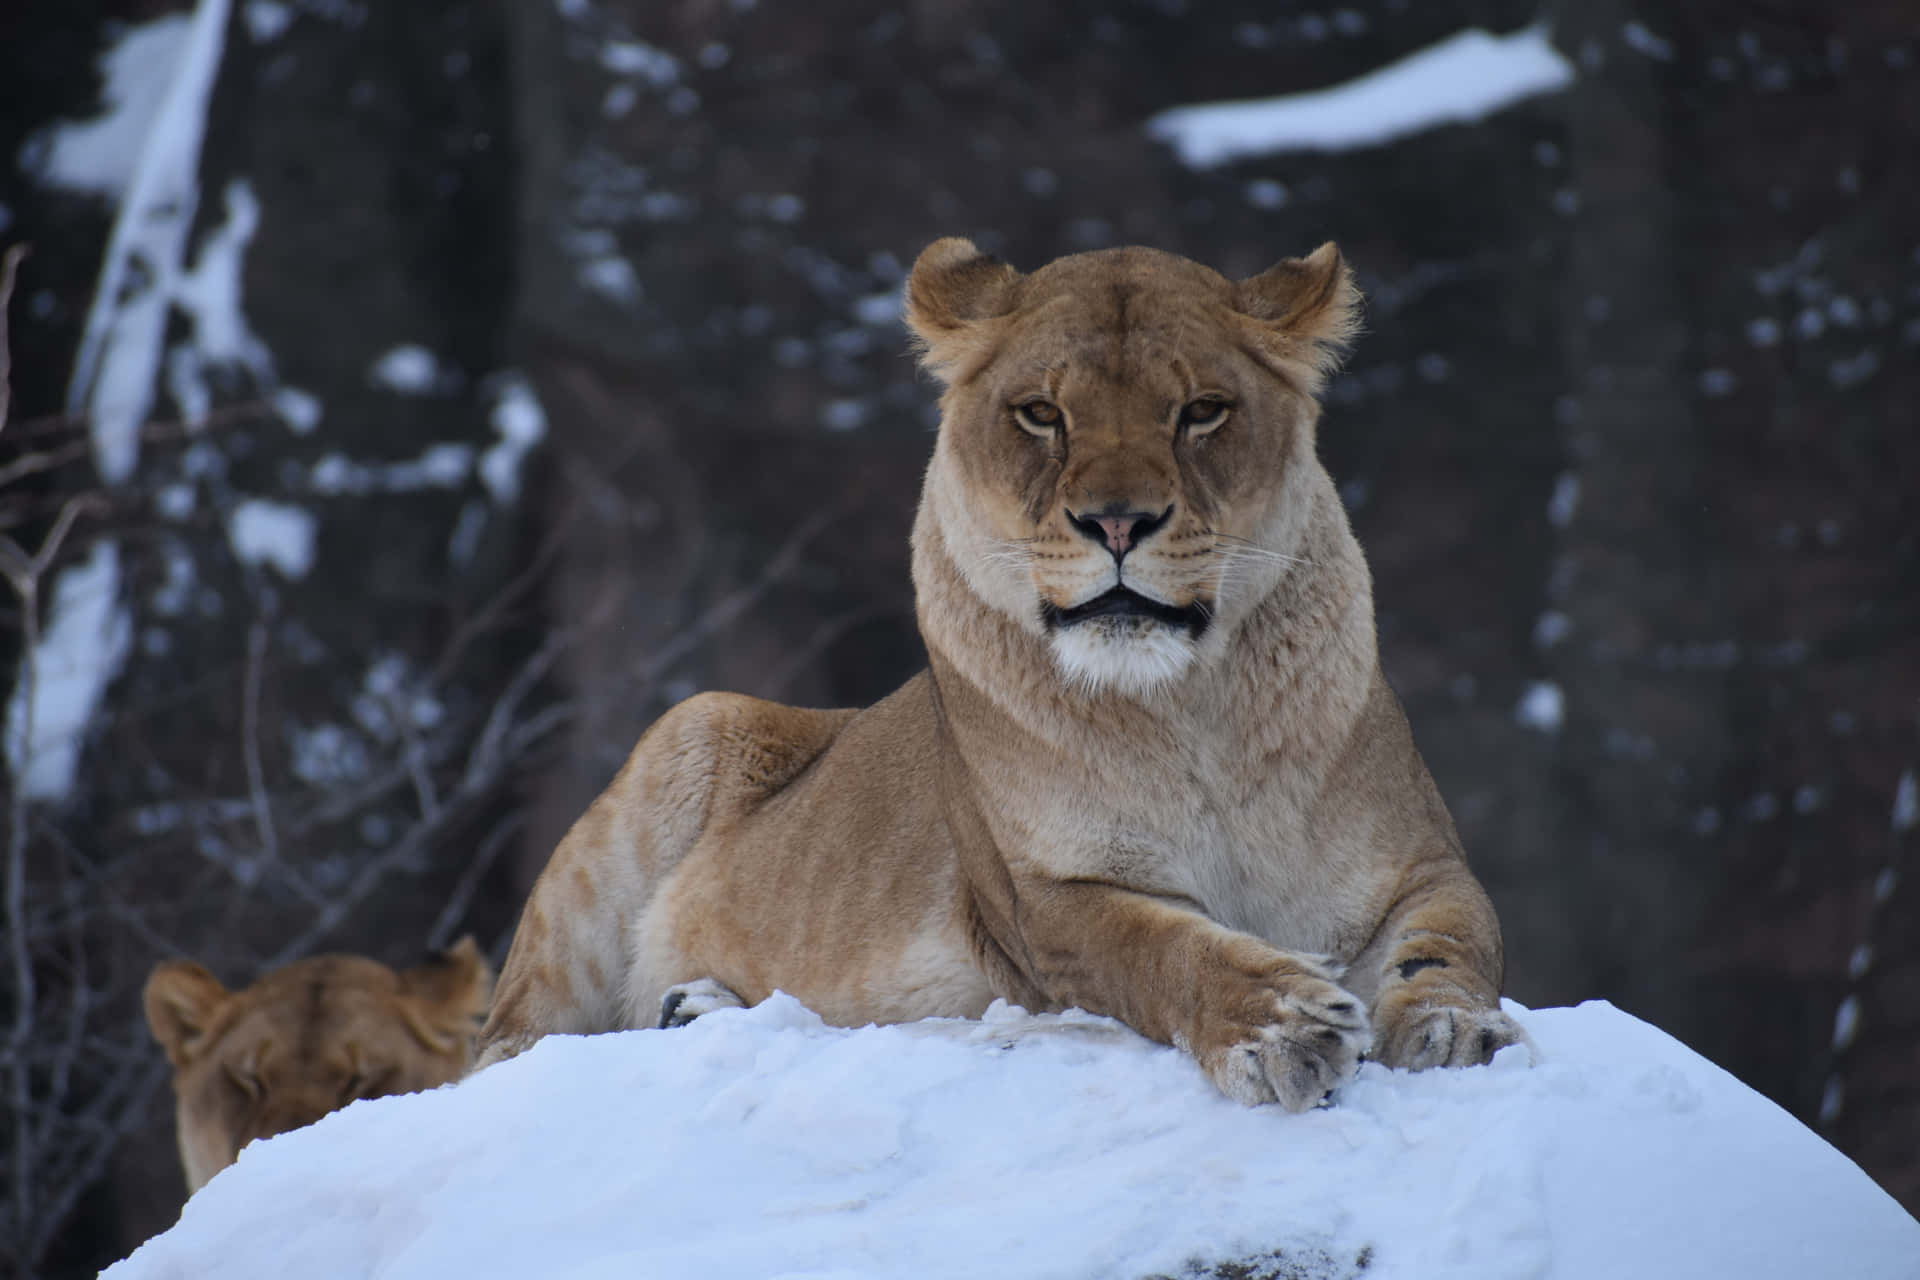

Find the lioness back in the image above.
[
  {"left": 476, "top": 678, "right": 989, "bottom": 1069},
  {"left": 477, "top": 237, "right": 1524, "bottom": 1108}
]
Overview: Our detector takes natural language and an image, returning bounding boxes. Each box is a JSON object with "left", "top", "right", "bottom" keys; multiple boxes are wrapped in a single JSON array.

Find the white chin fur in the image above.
[{"left": 1048, "top": 621, "right": 1197, "bottom": 698}]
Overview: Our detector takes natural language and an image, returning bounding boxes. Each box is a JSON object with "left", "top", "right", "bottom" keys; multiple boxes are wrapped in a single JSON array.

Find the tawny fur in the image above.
[
  {"left": 145, "top": 938, "right": 493, "bottom": 1191},
  {"left": 475, "top": 239, "right": 1525, "bottom": 1108}
]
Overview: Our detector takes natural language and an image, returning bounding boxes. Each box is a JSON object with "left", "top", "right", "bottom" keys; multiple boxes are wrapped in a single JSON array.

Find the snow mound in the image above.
[{"left": 108, "top": 998, "right": 1916, "bottom": 1279}]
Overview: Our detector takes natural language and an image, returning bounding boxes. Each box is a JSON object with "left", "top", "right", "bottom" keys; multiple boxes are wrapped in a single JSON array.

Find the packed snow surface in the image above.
[
  {"left": 1148, "top": 25, "right": 1576, "bottom": 167},
  {"left": 109, "top": 998, "right": 1915, "bottom": 1279}
]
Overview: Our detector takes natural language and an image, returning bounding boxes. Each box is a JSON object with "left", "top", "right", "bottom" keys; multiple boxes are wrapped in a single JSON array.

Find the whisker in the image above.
[{"left": 1210, "top": 537, "right": 1313, "bottom": 569}]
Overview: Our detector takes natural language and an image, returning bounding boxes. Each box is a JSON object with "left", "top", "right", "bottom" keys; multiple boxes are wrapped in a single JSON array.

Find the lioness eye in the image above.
[
  {"left": 342, "top": 1065, "right": 394, "bottom": 1102},
  {"left": 1014, "top": 400, "right": 1063, "bottom": 436},
  {"left": 224, "top": 1064, "right": 261, "bottom": 1099},
  {"left": 1179, "top": 398, "right": 1230, "bottom": 432}
]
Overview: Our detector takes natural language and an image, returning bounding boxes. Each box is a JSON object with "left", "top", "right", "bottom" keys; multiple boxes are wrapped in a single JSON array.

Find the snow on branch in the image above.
[{"left": 1147, "top": 25, "right": 1576, "bottom": 168}]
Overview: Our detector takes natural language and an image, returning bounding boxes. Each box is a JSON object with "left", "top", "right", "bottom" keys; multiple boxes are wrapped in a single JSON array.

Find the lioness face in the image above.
[
  {"left": 906, "top": 240, "right": 1359, "bottom": 696},
  {"left": 144, "top": 939, "right": 493, "bottom": 1191}
]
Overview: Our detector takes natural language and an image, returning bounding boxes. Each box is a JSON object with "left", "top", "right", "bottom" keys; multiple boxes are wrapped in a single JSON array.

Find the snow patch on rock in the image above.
[
  {"left": 65, "top": 0, "right": 236, "bottom": 485},
  {"left": 1148, "top": 25, "right": 1576, "bottom": 167},
  {"left": 481, "top": 375, "right": 548, "bottom": 504},
  {"left": 3, "top": 542, "right": 133, "bottom": 803},
  {"left": 227, "top": 499, "right": 318, "bottom": 579}
]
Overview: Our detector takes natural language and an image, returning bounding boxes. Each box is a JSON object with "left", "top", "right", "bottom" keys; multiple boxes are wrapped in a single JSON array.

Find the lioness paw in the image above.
[
  {"left": 1374, "top": 1000, "right": 1529, "bottom": 1071},
  {"left": 1195, "top": 975, "right": 1371, "bottom": 1112},
  {"left": 657, "top": 978, "right": 747, "bottom": 1029}
]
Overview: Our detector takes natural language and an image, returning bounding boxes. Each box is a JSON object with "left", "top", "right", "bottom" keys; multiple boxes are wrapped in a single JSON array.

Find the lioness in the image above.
[
  {"left": 145, "top": 937, "right": 493, "bottom": 1190},
  {"left": 477, "top": 239, "right": 1525, "bottom": 1108}
]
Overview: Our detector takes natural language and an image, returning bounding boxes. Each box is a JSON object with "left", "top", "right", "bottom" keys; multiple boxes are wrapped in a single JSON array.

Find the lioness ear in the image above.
[
  {"left": 904, "top": 237, "right": 1021, "bottom": 382},
  {"left": 1233, "top": 242, "right": 1362, "bottom": 392},
  {"left": 399, "top": 936, "right": 495, "bottom": 1055},
  {"left": 144, "top": 961, "right": 231, "bottom": 1067}
]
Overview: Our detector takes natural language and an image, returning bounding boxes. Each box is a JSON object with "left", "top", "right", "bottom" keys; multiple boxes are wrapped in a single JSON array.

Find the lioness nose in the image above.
[{"left": 1066, "top": 503, "right": 1171, "bottom": 561}]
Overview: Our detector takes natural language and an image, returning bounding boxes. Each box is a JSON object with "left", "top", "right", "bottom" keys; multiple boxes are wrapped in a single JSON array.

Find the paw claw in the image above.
[
  {"left": 1202, "top": 974, "right": 1371, "bottom": 1111},
  {"left": 1378, "top": 1001, "right": 1528, "bottom": 1071},
  {"left": 657, "top": 978, "right": 746, "bottom": 1029}
]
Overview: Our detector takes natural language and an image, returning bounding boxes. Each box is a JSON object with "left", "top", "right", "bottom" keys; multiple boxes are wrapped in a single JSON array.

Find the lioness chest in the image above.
[{"left": 979, "top": 711, "right": 1386, "bottom": 964}]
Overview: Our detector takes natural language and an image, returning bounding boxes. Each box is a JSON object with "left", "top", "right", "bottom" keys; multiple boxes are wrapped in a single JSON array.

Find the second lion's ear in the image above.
[
  {"left": 145, "top": 961, "right": 231, "bottom": 1067},
  {"left": 1233, "top": 242, "right": 1362, "bottom": 392},
  {"left": 402, "top": 936, "right": 495, "bottom": 1020},
  {"left": 904, "top": 238, "right": 1021, "bottom": 383}
]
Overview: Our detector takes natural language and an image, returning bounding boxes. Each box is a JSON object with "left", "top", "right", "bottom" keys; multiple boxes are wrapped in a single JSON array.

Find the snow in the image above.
[
  {"left": 853, "top": 289, "right": 903, "bottom": 326},
  {"left": 600, "top": 40, "right": 680, "bottom": 88},
  {"left": 105, "top": 998, "right": 1916, "bottom": 1279},
  {"left": 1895, "top": 769, "right": 1918, "bottom": 831},
  {"left": 1244, "top": 177, "right": 1290, "bottom": 209},
  {"left": 310, "top": 445, "right": 473, "bottom": 496},
  {"left": 480, "top": 375, "right": 548, "bottom": 504},
  {"left": 1832, "top": 995, "right": 1861, "bottom": 1052},
  {"left": 368, "top": 344, "right": 446, "bottom": 394},
  {"left": 578, "top": 253, "right": 640, "bottom": 304},
  {"left": 288, "top": 723, "right": 370, "bottom": 789},
  {"left": 166, "top": 180, "right": 274, "bottom": 425},
  {"left": 1620, "top": 21, "right": 1674, "bottom": 62},
  {"left": 227, "top": 499, "right": 318, "bottom": 579},
  {"left": 272, "top": 386, "right": 323, "bottom": 434},
  {"left": 243, "top": 1, "right": 294, "bottom": 43},
  {"left": 1546, "top": 470, "right": 1580, "bottom": 528},
  {"left": 822, "top": 398, "right": 867, "bottom": 431},
  {"left": 65, "top": 0, "right": 235, "bottom": 485},
  {"left": 1147, "top": 26, "right": 1576, "bottom": 167},
  {"left": 1515, "top": 680, "right": 1565, "bottom": 733},
  {"left": 21, "top": 16, "right": 193, "bottom": 198},
  {"left": 2, "top": 542, "right": 133, "bottom": 802}
]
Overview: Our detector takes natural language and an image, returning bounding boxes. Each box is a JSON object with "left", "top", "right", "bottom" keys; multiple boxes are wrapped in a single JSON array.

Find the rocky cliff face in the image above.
[{"left": 3, "top": 1, "right": 1914, "bottom": 1273}]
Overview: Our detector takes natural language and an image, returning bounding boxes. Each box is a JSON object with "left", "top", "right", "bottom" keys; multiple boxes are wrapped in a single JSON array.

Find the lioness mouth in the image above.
[{"left": 1041, "top": 587, "right": 1210, "bottom": 638}]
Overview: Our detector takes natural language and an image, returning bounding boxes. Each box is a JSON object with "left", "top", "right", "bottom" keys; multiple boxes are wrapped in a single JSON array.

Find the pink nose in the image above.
[
  {"left": 1066, "top": 505, "right": 1170, "bottom": 561},
  {"left": 1094, "top": 514, "right": 1140, "bottom": 555}
]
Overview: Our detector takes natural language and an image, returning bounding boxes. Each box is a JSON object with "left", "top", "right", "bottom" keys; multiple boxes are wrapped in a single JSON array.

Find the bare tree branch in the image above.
[
  {"left": 425, "top": 811, "right": 524, "bottom": 953},
  {"left": 242, "top": 615, "right": 280, "bottom": 869},
  {"left": 0, "top": 243, "right": 25, "bottom": 436}
]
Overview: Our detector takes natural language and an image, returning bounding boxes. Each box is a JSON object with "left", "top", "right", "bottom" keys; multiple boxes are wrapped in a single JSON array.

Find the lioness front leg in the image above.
[
  {"left": 1365, "top": 865, "right": 1529, "bottom": 1070},
  {"left": 1021, "top": 883, "right": 1370, "bottom": 1110}
]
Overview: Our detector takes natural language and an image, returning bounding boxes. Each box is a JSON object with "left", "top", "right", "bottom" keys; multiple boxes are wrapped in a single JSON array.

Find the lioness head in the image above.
[
  {"left": 905, "top": 238, "right": 1360, "bottom": 697},
  {"left": 144, "top": 937, "right": 494, "bottom": 1191}
]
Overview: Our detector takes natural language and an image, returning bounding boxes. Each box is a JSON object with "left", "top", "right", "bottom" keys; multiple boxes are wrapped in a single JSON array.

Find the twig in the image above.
[
  {"left": 759, "top": 603, "right": 900, "bottom": 702},
  {"left": 241, "top": 615, "right": 279, "bottom": 868},
  {"left": 424, "top": 811, "right": 524, "bottom": 952},
  {"left": 45, "top": 838, "right": 90, "bottom": 1128},
  {"left": 264, "top": 627, "right": 583, "bottom": 969},
  {"left": 632, "top": 502, "right": 848, "bottom": 690},
  {"left": 0, "top": 437, "right": 90, "bottom": 489},
  {"left": 0, "top": 243, "right": 25, "bottom": 435},
  {"left": 26, "top": 1055, "right": 168, "bottom": 1269},
  {"left": 2, "top": 246, "right": 49, "bottom": 1247}
]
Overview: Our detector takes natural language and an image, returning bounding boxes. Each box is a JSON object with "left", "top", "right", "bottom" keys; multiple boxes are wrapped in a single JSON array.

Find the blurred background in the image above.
[{"left": 1, "top": 0, "right": 1914, "bottom": 1272}]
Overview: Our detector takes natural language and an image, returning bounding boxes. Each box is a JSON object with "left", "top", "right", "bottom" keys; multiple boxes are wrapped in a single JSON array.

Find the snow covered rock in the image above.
[{"left": 107, "top": 998, "right": 1916, "bottom": 1279}]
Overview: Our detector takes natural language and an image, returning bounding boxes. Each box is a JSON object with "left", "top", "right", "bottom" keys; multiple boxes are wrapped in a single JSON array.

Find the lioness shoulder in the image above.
[
  {"left": 477, "top": 238, "right": 1525, "bottom": 1108},
  {"left": 146, "top": 938, "right": 493, "bottom": 1191}
]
